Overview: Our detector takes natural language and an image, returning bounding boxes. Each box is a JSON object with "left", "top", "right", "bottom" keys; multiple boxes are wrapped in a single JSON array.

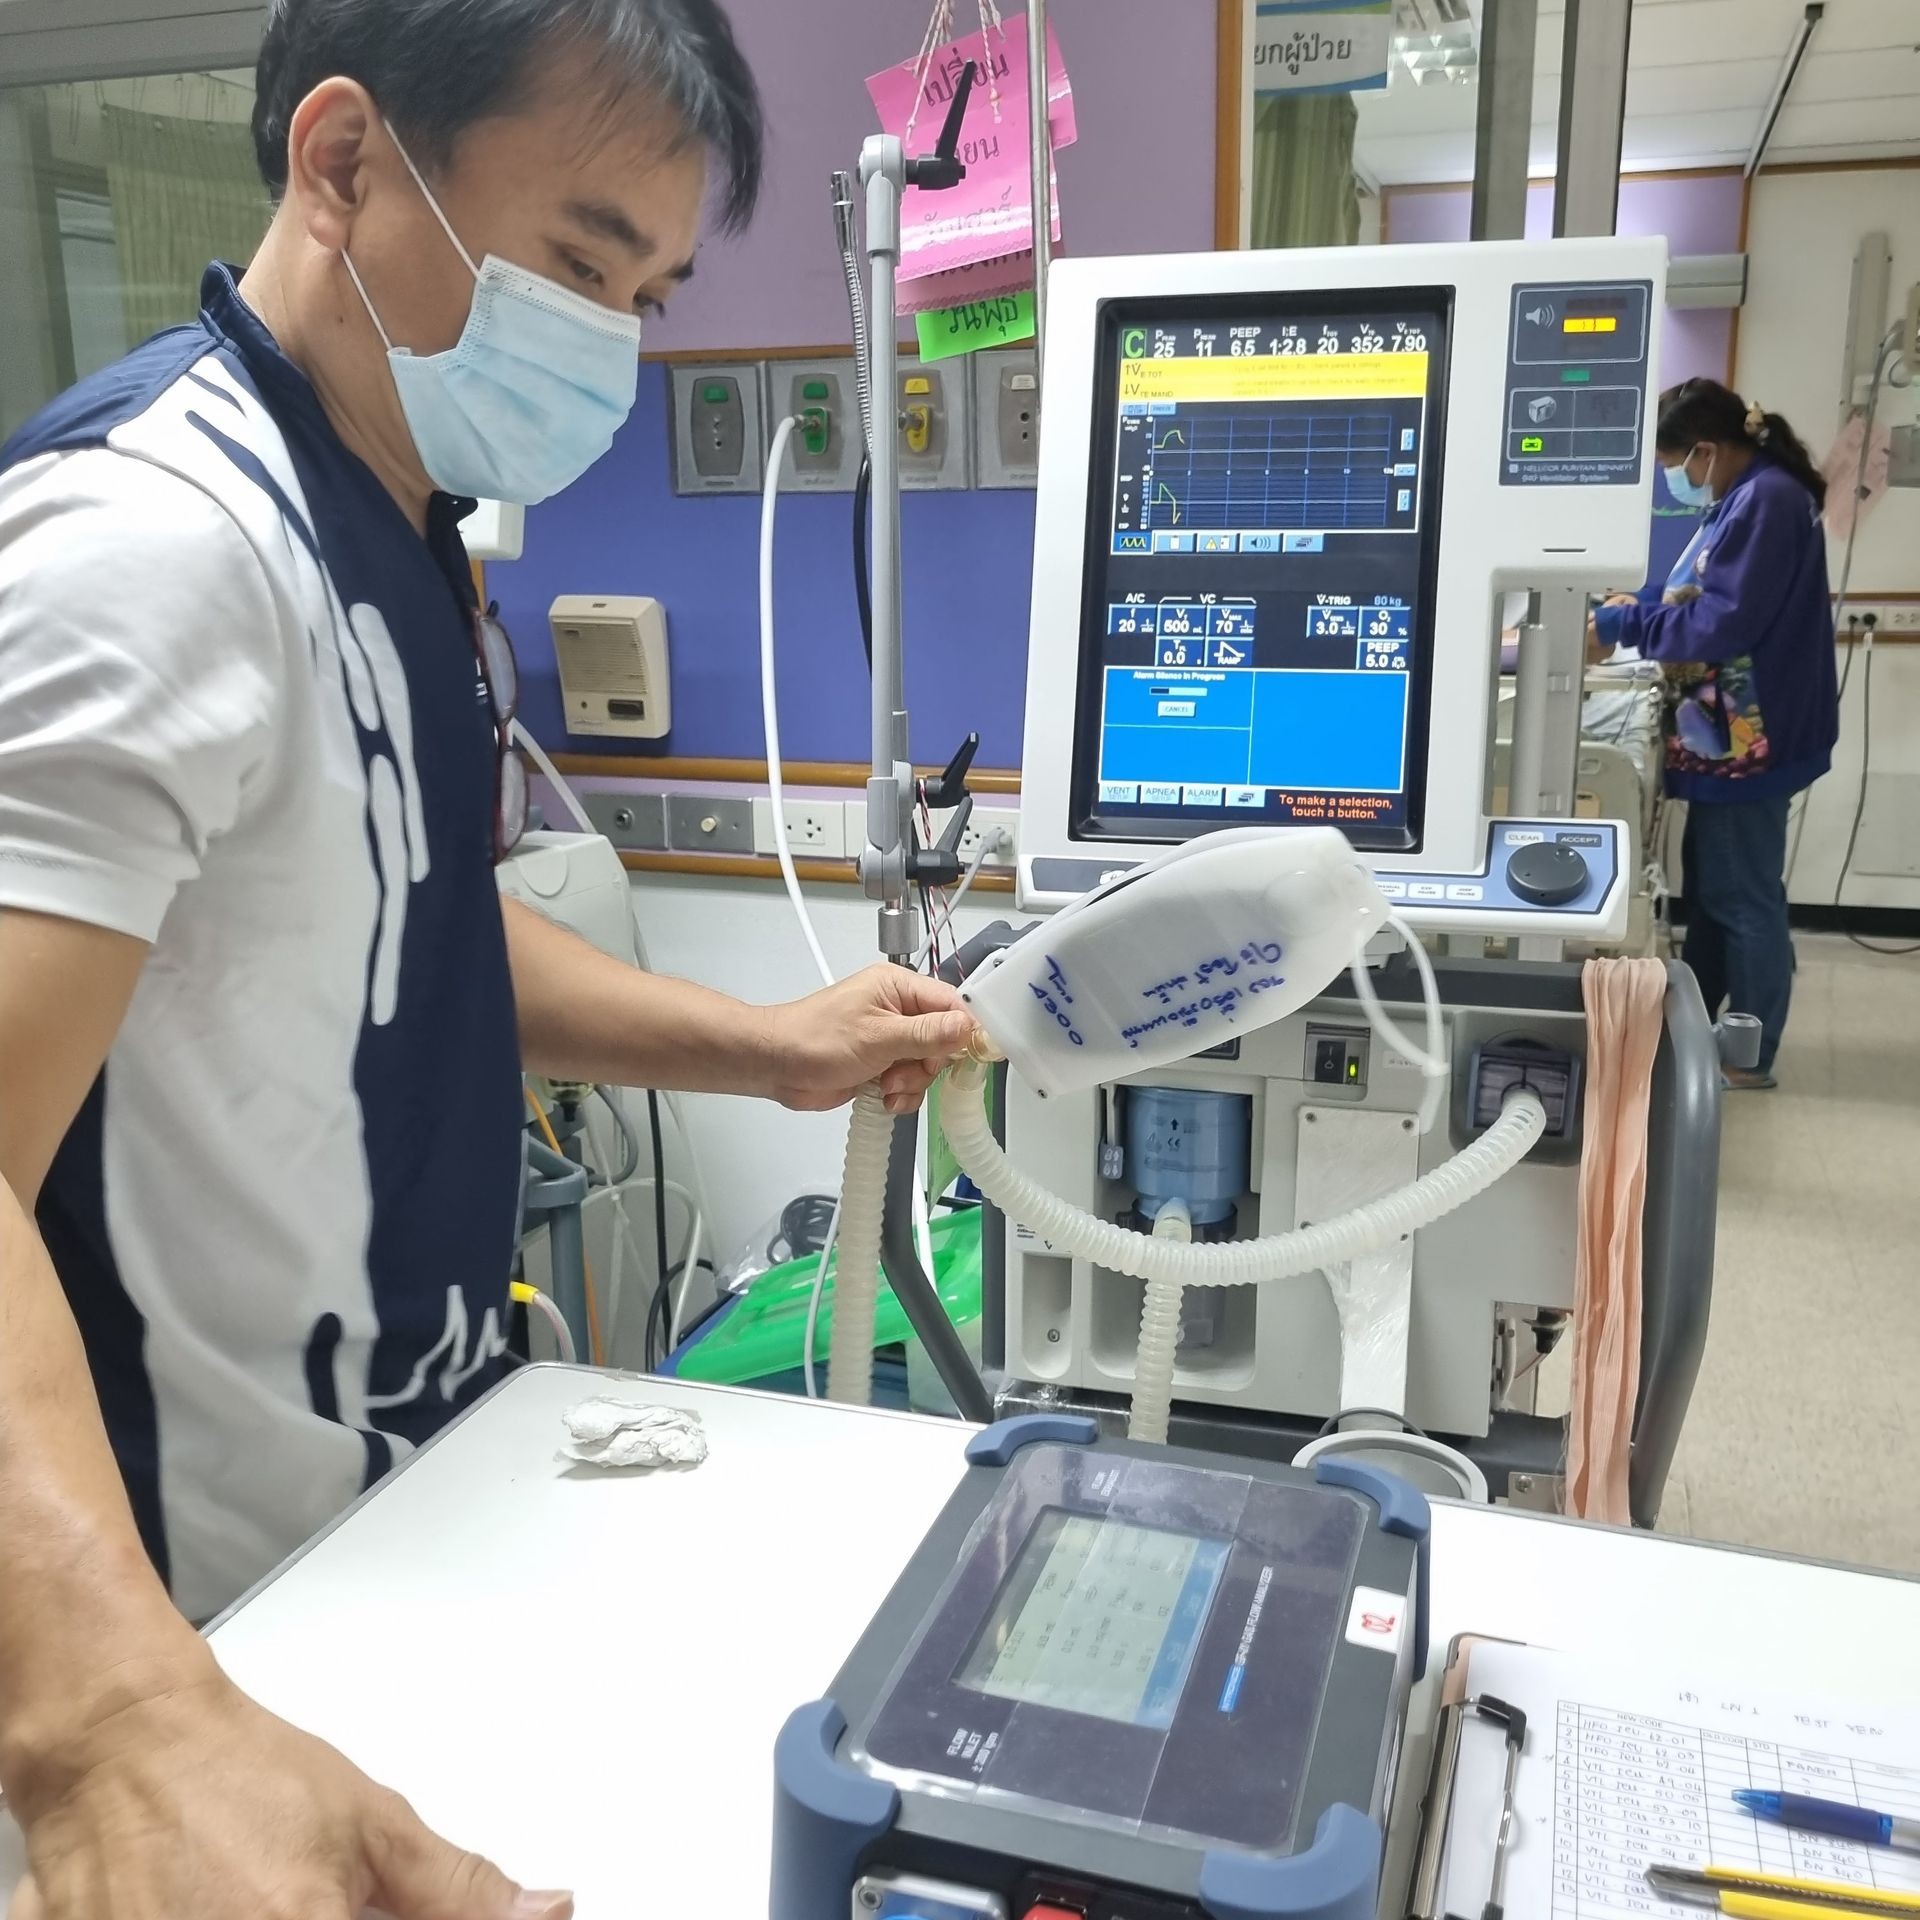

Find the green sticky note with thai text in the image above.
[{"left": 915, "top": 291, "right": 1036, "bottom": 363}]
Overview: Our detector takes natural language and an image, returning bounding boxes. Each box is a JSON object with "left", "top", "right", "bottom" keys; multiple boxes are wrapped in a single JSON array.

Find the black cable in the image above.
[
  {"left": 768, "top": 1193, "right": 837, "bottom": 1266},
  {"left": 1834, "top": 638, "right": 1920, "bottom": 956},
  {"left": 852, "top": 450, "right": 873, "bottom": 667},
  {"left": 645, "top": 1089, "right": 672, "bottom": 1362}
]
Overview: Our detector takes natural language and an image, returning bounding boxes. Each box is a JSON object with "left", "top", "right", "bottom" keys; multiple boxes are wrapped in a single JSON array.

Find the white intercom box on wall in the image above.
[{"left": 548, "top": 595, "right": 671, "bottom": 740}]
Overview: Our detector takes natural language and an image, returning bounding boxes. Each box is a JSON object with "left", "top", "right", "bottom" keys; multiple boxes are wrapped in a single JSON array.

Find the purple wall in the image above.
[
  {"left": 496, "top": 364, "right": 1037, "bottom": 765},
  {"left": 648, "top": 0, "right": 1220, "bottom": 354},
  {"left": 1382, "top": 172, "right": 1743, "bottom": 388},
  {"left": 499, "top": 0, "right": 1218, "bottom": 767}
]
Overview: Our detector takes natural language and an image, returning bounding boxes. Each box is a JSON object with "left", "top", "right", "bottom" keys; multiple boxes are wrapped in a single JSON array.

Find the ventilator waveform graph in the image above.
[{"left": 1141, "top": 404, "right": 1401, "bottom": 534}]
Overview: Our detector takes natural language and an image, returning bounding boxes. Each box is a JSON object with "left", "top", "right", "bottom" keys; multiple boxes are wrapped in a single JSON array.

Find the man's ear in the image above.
[{"left": 283, "top": 77, "right": 380, "bottom": 254}]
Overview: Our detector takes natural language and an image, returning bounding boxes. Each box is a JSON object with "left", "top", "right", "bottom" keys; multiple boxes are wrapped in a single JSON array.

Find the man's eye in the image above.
[{"left": 563, "top": 254, "right": 603, "bottom": 288}]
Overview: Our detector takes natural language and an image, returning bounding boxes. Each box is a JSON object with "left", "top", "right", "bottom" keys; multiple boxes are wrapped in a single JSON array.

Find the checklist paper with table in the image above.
[{"left": 1437, "top": 1641, "right": 1920, "bottom": 1918}]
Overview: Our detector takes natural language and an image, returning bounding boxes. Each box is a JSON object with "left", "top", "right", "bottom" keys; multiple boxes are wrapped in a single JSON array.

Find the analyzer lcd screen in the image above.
[
  {"left": 1070, "top": 290, "right": 1453, "bottom": 852},
  {"left": 955, "top": 1509, "right": 1229, "bottom": 1732}
]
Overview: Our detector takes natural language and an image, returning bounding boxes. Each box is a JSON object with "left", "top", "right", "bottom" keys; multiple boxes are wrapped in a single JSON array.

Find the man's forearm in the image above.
[
  {"left": 0, "top": 1180, "right": 212, "bottom": 1814},
  {"left": 502, "top": 896, "right": 777, "bottom": 1095}
]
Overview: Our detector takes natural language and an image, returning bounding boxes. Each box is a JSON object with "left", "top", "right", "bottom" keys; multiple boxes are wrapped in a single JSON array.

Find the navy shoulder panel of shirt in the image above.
[{"left": 1, "top": 319, "right": 235, "bottom": 468}]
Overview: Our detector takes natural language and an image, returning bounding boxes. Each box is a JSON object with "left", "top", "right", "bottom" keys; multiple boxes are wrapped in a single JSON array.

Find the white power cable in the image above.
[
  {"left": 511, "top": 718, "right": 594, "bottom": 834},
  {"left": 758, "top": 412, "right": 945, "bottom": 1398},
  {"left": 804, "top": 1195, "right": 841, "bottom": 1399},
  {"left": 760, "top": 412, "right": 836, "bottom": 986},
  {"left": 1347, "top": 912, "right": 1448, "bottom": 1135}
]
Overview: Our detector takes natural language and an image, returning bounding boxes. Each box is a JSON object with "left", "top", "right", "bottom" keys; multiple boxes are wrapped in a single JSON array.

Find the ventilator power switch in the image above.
[{"left": 1505, "top": 839, "right": 1590, "bottom": 906}]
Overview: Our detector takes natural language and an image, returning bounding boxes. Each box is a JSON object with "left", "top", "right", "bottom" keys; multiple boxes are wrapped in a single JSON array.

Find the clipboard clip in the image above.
[{"left": 1408, "top": 1691, "right": 1529, "bottom": 1920}]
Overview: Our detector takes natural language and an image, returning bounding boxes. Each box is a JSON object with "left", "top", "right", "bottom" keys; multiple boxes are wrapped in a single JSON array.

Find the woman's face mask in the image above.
[
  {"left": 1661, "top": 444, "right": 1717, "bottom": 510},
  {"left": 342, "top": 124, "right": 644, "bottom": 506}
]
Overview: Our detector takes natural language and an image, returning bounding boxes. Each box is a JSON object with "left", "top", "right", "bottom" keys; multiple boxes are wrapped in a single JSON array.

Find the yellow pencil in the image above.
[{"left": 1648, "top": 1864, "right": 1920, "bottom": 1919}]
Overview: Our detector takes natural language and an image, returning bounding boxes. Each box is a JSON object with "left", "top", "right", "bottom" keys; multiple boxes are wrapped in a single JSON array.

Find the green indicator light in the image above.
[
  {"left": 1561, "top": 368, "right": 1592, "bottom": 383},
  {"left": 702, "top": 383, "right": 729, "bottom": 403},
  {"left": 802, "top": 379, "right": 829, "bottom": 400}
]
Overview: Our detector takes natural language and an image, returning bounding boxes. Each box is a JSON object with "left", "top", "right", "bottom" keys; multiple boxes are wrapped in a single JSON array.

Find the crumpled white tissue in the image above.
[{"left": 560, "top": 1398, "right": 709, "bottom": 1470}]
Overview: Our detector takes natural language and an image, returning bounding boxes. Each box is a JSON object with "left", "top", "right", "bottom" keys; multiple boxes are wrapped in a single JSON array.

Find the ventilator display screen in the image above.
[
  {"left": 1071, "top": 289, "right": 1453, "bottom": 852},
  {"left": 955, "top": 1509, "right": 1229, "bottom": 1731}
]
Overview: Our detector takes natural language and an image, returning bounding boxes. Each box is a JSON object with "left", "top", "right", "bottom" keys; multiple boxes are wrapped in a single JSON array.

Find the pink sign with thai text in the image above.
[{"left": 867, "top": 13, "right": 1075, "bottom": 299}]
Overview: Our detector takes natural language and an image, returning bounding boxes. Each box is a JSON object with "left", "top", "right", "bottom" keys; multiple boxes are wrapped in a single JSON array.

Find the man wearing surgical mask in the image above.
[{"left": 0, "top": 3, "right": 973, "bottom": 1915}]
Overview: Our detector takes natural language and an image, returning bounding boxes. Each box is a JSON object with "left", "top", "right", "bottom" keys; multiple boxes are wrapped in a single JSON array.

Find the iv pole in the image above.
[
  {"left": 845, "top": 61, "right": 999, "bottom": 1424},
  {"left": 853, "top": 61, "right": 982, "bottom": 960}
]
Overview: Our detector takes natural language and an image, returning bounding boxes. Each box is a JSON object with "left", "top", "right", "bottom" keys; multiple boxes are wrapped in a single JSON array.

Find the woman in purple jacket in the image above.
[{"left": 1592, "top": 379, "right": 1838, "bottom": 1089}]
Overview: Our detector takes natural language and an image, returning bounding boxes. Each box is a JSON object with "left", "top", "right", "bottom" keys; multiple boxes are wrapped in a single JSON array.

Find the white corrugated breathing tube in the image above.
[{"left": 939, "top": 1054, "right": 1547, "bottom": 1444}]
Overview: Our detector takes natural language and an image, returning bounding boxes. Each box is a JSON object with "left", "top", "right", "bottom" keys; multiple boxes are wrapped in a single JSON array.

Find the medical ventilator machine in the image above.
[{"left": 763, "top": 169, "right": 1731, "bottom": 1911}]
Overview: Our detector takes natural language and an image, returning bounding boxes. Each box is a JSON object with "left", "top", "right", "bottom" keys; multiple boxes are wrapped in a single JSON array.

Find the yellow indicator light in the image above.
[
  {"left": 904, "top": 375, "right": 932, "bottom": 395},
  {"left": 1561, "top": 316, "right": 1618, "bottom": 334}
]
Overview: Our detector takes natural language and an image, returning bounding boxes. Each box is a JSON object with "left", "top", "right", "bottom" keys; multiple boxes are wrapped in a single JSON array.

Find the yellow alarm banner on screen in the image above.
[{"left": 1118, "top": 351, "right": 1428, "bottom": 405}]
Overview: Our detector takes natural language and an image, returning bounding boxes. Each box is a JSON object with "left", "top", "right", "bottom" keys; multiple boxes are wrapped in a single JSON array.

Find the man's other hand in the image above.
[
  {"left": 765, "top": 965, "right": 977, "bottom": 1115},
  {"left": 8, "top": 1666, "right": 570, "bottom": 1920}
]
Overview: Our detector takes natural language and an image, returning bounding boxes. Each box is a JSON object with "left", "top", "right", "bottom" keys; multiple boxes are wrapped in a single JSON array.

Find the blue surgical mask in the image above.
[
  {"left": 1661, "top": 448, "right": 1715, "bottom": 510},
  {"left": 342, "top": 126, "right": 643, "bottom": 505}
]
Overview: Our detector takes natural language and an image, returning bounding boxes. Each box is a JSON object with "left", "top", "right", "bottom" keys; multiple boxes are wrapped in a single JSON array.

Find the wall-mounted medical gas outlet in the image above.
[
  {"left": 578, "top": 790, "right": 668, "bottom": 853},
  {"left": 548, "top": 595, "right": 671, "bottom": 739},
  {"left": 769, "top": 359, "right": 862, "bottom": 492},
  {"left": 670, "top": 365, "right": 765, "bottom": 494},
  {"left": 666, "top": 794, "right": 754, "bottom": 854},
  {"left": 972, "top": 348, "right": 1040, "bottom": 488},
  {"left": 895, "top": 354, "right": 971, "bottom": 491}
]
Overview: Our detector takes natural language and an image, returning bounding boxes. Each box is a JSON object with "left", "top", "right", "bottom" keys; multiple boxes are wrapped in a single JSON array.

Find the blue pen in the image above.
[{"left": 1734, "top": 1789, "right": 1920, "bottom": 1856}]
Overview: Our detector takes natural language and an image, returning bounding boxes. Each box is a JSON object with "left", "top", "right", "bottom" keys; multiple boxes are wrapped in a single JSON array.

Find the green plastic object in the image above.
[{"left": 672, "top": 1205, "right": 982, "bottom": 1387}]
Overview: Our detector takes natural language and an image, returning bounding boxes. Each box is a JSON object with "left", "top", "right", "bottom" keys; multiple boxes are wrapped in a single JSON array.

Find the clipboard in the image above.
[{"left": 1407, "top": 1632, "right": 1535, "bottom": 1920}]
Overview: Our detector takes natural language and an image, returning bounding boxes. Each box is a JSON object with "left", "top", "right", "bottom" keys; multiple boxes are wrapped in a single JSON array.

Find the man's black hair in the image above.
[{"left": 252, "top": 0, "right": 763, "bottom": 231}]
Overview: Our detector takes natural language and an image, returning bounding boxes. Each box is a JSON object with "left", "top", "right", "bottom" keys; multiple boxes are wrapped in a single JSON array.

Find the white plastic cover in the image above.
[{"left": 960, "top": 827, "right": 1389, "bottom": 1098}]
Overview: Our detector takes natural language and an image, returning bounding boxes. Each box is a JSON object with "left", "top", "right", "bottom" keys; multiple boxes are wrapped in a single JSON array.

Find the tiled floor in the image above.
[{"left": 1657, "top": 933, "right": 1920, "bottom": 1574}]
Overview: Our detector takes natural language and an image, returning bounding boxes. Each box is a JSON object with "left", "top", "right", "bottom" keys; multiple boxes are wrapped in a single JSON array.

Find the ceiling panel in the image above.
[{"left": 1358, "top": 0, "right": 1920, "bottom": 183}]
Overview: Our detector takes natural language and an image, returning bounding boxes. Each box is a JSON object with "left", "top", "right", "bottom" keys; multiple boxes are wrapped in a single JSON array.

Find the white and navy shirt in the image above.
[{"left": 0, "top": 265, "right": 523, "bottom": 1621}]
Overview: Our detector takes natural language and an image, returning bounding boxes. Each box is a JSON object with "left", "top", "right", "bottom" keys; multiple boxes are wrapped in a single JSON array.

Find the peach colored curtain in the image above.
[{"left": 1565, "top": 957, "right": 1668, "bottom": 1524}]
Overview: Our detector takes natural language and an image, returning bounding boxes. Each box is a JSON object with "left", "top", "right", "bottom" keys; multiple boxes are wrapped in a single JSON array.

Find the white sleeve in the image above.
[{"left": 0, "top": 449, "right": 286, "bottom": 942}]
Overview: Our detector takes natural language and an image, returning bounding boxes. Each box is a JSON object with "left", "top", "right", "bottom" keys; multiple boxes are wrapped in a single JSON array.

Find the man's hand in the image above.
[
  {"left": 764, "top": 966, "right": 977, "bottom": 1115},
  {"left": 9, "top": 1662, "right": 570, "bottom": 1920}
]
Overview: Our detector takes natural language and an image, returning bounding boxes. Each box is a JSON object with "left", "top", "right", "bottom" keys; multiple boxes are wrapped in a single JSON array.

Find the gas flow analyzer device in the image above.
[
  {"left": 1016, "top": 237, "right": 1665, "bottom": 933},
  {"left": 771, "top": 1416, "right": 1428, "bottom": 1920},
  {"left": 990, "top": 238, "right": 1683, "bottom": 1465}
]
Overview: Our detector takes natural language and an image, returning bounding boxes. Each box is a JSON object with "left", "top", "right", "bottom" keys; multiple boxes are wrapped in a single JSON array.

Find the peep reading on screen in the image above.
[
  {"left": 1072, "top": 293, "right": 1453, "bottom": 853},
  {"left": 955, "top": 1510, "right": 1229, "bottom": 1732}
]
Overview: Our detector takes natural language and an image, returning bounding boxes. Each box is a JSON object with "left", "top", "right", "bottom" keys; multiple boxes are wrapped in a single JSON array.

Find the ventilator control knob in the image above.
[{"left": 1506, "top": 840, "right": 1589, "bottom": 907}]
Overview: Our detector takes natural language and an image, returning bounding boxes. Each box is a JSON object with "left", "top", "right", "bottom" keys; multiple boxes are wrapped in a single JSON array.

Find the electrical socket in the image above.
[
  {"left": 1880, "top": 605, "right": 1920, "bottom": 633},
  {"left": 953, "top": 805, "right": 1019, "bottom": 865},
  {"left": 752, "top": 796, "right": 848, "bottom": 858},
  {"left": 843, "top": 801, "right": 1019, "bottom": 866}
]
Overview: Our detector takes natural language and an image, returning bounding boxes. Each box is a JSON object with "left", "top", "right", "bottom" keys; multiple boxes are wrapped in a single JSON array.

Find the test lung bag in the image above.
[{"left": 961, "top": 827, "right": 1388, "bottom": 1099}]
